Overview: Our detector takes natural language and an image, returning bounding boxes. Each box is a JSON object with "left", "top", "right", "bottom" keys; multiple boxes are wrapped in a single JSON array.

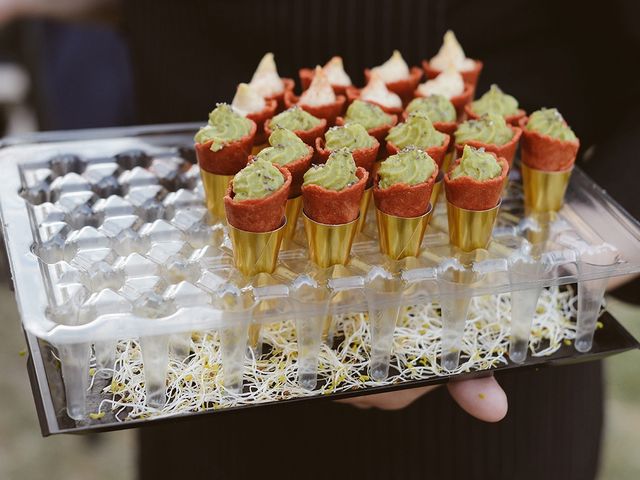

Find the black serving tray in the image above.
[{"left": 24, "top": 310, "right": 638, "bottom": 436}]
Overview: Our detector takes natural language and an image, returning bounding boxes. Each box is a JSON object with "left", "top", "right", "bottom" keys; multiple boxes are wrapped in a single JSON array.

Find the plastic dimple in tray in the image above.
[{"left": 2, "top": 124, "right": 640, "bottom": 430}]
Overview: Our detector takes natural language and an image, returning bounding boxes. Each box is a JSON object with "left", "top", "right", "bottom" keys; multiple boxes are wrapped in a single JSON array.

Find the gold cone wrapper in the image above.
[
  {"left": 430, "top": 171, "right": 444, "bottom": 206},
  {"left": 521, "top": 163, "right": 573, "bottom": 213},
  {"left": 376, "top": 205, "right": 433, "bottom": 260},
  {"left": 227, "top": 221, "right": 286, "bottom": 277},
  {"left": 356, "top": 187, "right": 373, "bottom": 233},
  {"left": 200, "top": 170, "right": 234, "bottom": 220},
  {"left": 447, "top": 200, "right": 501, "bottom": 252},
  {"left": 282, "top": 195, "right": 303, "bottom": 241},
  {"left": 303, "top": 213, "right": 359, "bottom": 268}
]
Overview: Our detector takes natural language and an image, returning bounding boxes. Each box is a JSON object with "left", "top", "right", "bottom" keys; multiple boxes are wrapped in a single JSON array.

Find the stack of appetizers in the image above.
[{"left": 192, "top": 33, "right": 581, "bottom": 269}]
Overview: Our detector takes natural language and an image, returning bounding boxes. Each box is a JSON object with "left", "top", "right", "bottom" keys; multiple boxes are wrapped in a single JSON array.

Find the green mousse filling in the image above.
[
  {"left": 405, "top": 95, "right": 456, "bottom": 123},
  {"left": 343, "top": 100, "right": 394, "bottom": 130},
  {"left": 194, "top": 103, "right": 253, "bottom": 152},
  {"left": 386, "top": 113, "right": 446, "bottom": 150},
  {"left": 471, "top": 84, "right": 519, "bottom": 117},
  {"left": 303, "top": 148, "right": 358, "bottom": 191},
  {"left": 526, "top": 108, "right": 577, "bottom": 141},
  {"left": 455, "top": 113, "right": 514, "bottom": 146},
  {"left": 450, "top": 145, "right": 502, "bottom": 181},
  {"left": 378, "top": 147, "right": 436, "bottom": 189},
  {"left": 270, "top": 106, "right": 322, "bottom": 131},
  {"left": 232, "top": 158, "right": 284, "bottom": 201},
  {"left": 325, "top": 123, "right": 376, "bottom": 151},
  {"left": 255, "top": 128, "right": 310, "bottom": 166}
]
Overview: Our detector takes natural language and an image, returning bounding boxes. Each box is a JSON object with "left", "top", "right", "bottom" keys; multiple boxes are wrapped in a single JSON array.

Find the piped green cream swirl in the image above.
[
  {"left": 378, "top": 147, "right": 436, "bottom": 189},
  {"left": 255, "top": 128, "right": 310, "bottom": 165},
  {"left": 270, "top": 106, "right": 322, "bottom": 131},
  {"left": 232, "top": 158, "right": 284, "bottom": 201},
  {"left": 343, "top": 100, "right": 395, "bottom": 130},
  {"left": 194, "top": 104, "right": 253, "bottom": 152},
  {"left": 325, "top": 123, "right": 376, "bottom": 151},
  {"left": 455, "top": 113, "right": 514, "bottom": 145},
  {"left": 303, "top": 148, "right": 358, "bottom": 191},
  {"left": 450, "top": 145, "right": 502, "bottom": 181},
  {"left": 471, "top": 84, "right": 519, "bottom": 117},
  {"left": 386, "top": 113, "right": 447, "bottom": 149},
  {"left": 526, "top": 108, "right": 577, "bottom": 141},
  {"left": 405, "top": 95, "right": 457, "bottom": 123}
]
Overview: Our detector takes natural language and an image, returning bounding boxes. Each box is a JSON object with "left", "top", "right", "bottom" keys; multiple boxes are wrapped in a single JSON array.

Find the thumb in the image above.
[{"left": 446, "top": 375, "right": 508, "bottom": 422}]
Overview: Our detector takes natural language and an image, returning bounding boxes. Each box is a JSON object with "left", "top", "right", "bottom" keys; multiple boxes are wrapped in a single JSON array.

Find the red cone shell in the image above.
[
  {"left": 264, "top": 117, "right": 327, "bottom": 147},
  {"left": 386, "top": 134, "right": 450, "bottom": 169},
  {"left": 246, "top": 99, "right": 278, "bottom": 145},
  {"left": 465, "top": 104, "right": 526, "bottom": 127},
  {"left": 314, "top": 137, "right": 380, "bottom": 173},
  {"left": 444, "top": 154, "right": 509, "bottom": 211},
  {"left": 284, "top": 91, "right": 347, "bottom": 126},
  {"left": 363, "top": 67, "right": 423, "bottom": 106},
  {"left": 454, "top": 126, "right": 522, "bottom": 169},
  {"left": 195, "top": 121, "right": 257, "bottom": 175},
  {"left": 224, "top": 165, "right": 292, "bottom": 232},
  {"left": 302, "top": 167, "right": 368, "bottom": 225},
  {"left": 422, "top": 59, "right": 484, "bottom": 89},
  {"left": 518, "top": 117, "right": 580, "bottom": 172},
  {"left": 373, "top": 164, "right": 438, "bottom": 217}
]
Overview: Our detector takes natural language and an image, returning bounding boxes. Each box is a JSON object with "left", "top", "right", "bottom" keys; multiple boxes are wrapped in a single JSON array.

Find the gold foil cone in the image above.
[
  {"left": 227, "top": 221, "right": 286, "bottom": 277},
  {"left": 303, "top": 213, "right": 358, "bottom": 268},
  {"left": 447, "top": 201, "right": 501, "bottom": 252},
  {"left": 356, "top": 187, "right": 373, "bottom": 233},
  {"left": 376, "top": 205, "right": 433, "bottom": 260},
  {"left": 430, "top": 171, "right": 444, "bottom": 206},
  {"left": 521, "top": 163, "right": 573, "bottom": 213},
  {"left": 281, "top": 195, "right": 303, "bottom": 242},
  {"left": 200, "top": 170, "right": 234, "bottom": 220}
]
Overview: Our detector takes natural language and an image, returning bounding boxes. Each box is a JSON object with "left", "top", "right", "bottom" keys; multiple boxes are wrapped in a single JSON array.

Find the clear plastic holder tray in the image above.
[{"left": 1, "top": 124, "right": 639, "bottom": 434}]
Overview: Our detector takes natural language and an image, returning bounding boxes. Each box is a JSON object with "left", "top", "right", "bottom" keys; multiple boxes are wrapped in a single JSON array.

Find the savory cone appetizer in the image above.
[
  {"left": 194, "top": 103, "right": 256, "bottom": 175},
  {"left": 335, "top": 100, "right": 398, "bottom": 143},
  {"left": 232, "top": 83, "right": 278, "bottom": 145},
  {"left": 374, "top": 147, "right": 438, "bottom": 218},
  {"left": 519, "top": 108, "right": 579, "bottom": 213},
  {"left": 265, "top": 106, "right": 327, "bottom": 146},
  {"left": 404, "top": 95, "right": 457, "bottom": 135},
  {"left": 249, "top": 52, "right": 295, "bottom": 111},
  {"left": 385, "top": 112, "right": 450, "bottom": 167},
  {"left": 347, "top": 72, "right": 404, "bottom": 115},
  {"left": 445, "top": 145, "right": 508, "bottom": 211},
  {"left": 302, "top": 149, "right": 368, "bottom": 225},
  {"left": 454, "top": 113, "right": 522, "bottom": 168},
  {"left": 365, "top": 50, "right": 423, "bottom": 105},
  {"left": 414, "top": 64, "right": 473, "bottom": 118},
  {"left": 315, "top": 123, "right": 379, "bottom": 173},
  {"left": 254, "top": 127, "right": 314, "bottom": 197},
  {"left": 285, "top": 66, "right": 347, "bottom": 125},
  {"left": 520, "top": 108, "right": 579, "bottom": 172},
  {"left": 224, "top": 158, "right": 292, "bottom": 232},
  {"left": 465, "top": 84, "right": 526, "bottom": 126},
  {"left": 299, "top": 56, "right": 352, "bottom": 95},
  {"left": 422, "top": 30, "right": 483, "bottom": 88}
]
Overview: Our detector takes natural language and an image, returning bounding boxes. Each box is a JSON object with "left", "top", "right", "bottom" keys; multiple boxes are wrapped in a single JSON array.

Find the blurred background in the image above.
[{"left": 0, "top": 1, "right": 639, "bottom": 479}]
